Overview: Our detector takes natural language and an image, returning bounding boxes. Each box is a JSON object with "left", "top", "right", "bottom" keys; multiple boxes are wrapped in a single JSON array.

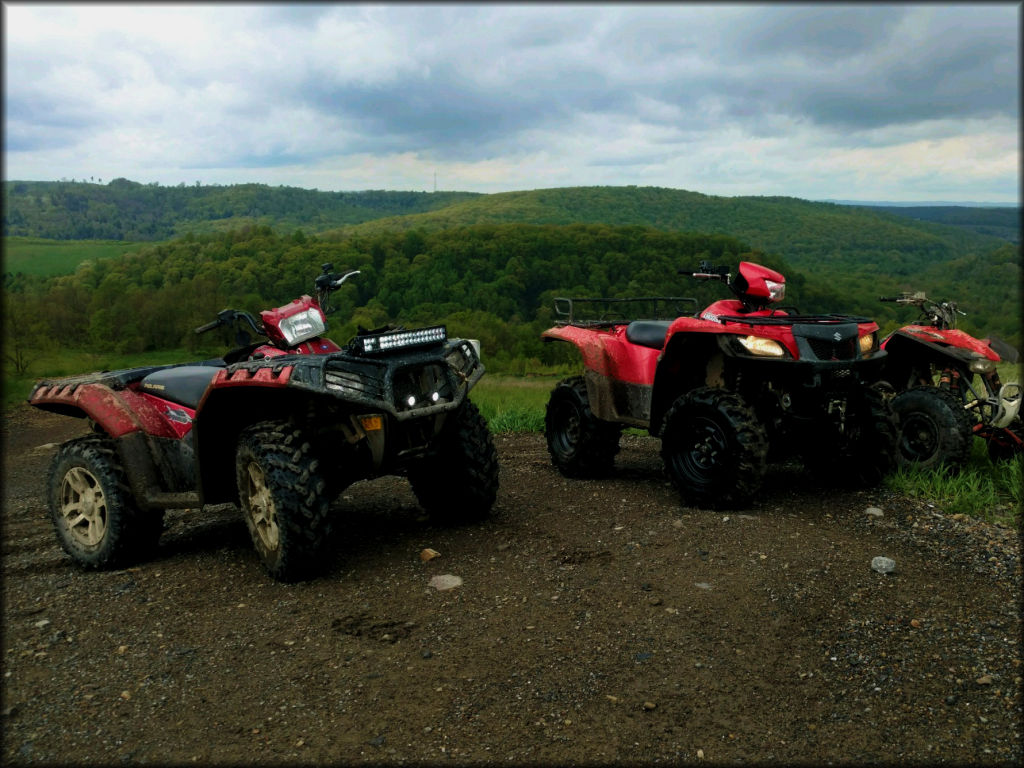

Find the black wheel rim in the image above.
[
  {"left": 670, "top": 415, "right": 730, "bottom": 489},
  {"left": 898, "top": 412, "right": 940, "bottom": 462},
  {"left": 550, "top": 399, "right": 582, "bottom": 457}
]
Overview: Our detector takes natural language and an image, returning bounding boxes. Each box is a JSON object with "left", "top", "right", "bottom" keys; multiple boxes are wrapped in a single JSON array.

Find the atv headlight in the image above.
[
  {"left": 765, "top": 280, "right": 785, "bottom": 302},
  {"left": 278, "top": 308, "right": 326, "bottom": 346},
  {"left": 737, "top": 335, "right": 786, "bottom": 357},
  {"left": 969, "top": 357, "right": 996, "bottom": 374},
  {"left": 858, "top": 332, "right": 877, "bottom": 357}
]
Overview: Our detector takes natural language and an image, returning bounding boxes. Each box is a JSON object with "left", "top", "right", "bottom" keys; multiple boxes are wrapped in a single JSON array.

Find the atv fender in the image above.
[
  {"left": 29, "top": 381, "right": 181, "bottom": 439},
  {"left": 542, "top": 325, "right": 662, "bottom": 426},
  {"left": 649, "top": 332, "right": 727, "bottom": 437},
  {"left": 882, "top": 328, "right": 1000, "bottom": 380},
  {"left": 29, "top": 381, "right": 198, "bottom": 510}
]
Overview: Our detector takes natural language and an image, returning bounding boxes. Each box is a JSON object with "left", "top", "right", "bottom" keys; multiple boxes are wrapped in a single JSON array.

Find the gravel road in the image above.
[{"left": 2, "top": 404, "right": 1020, "bottom": 765}]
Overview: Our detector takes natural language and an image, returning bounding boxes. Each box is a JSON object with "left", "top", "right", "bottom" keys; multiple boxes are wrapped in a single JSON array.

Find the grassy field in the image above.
[{"left": 3, "top": 237, "right": 153, "bottom": 277}]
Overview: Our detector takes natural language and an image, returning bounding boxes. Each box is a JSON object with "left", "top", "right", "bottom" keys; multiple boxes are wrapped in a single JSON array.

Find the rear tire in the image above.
[
  {"left": 660, "top": 387, "right": 768, "bottom": 509},
  {"left": 545, "top": 376, "right": 623, "bottom": 478},
  {"left": 803, "top": 384, "right": 898, "bottom": 486},
  {"left": 891, "top": 386, "right": 972, "bottom": 469},
  {"left": 48, "top": 435, "right": 163, "bottom": 570},
  {"left": 409, "top": 400, "right": 499, "bottom": 524},
  {"left": 235, "top": 421, "right": 331, "bottom": 582}
]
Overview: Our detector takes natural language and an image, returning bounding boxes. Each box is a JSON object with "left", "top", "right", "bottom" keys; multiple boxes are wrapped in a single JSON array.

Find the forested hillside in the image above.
[
  {"left": 4, "top": 224, "right": 1019, "bottom": 379},
  {"left": 2, "top": 179, "right": 480, "bottom": 240},
  {"left": 868, "top": 205, "right": 1020, "bottom": 243},
  {"left": 2, "top": 182, "right": 1019, "bottom": 379},
  {"left": 333, "top": 186, "right": 1012, "bottom": 278}
]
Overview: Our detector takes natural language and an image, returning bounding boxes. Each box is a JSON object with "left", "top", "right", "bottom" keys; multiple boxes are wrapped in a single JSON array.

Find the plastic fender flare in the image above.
[
  {"left": 882, "top": 332, "right": 973, "bottom": 381},
  {"left": 649, "top": 333, "right": 724, "bottom": 436},
  {"left": 541, "top": 326, "right": 618, "bottom": 376},
  {"left": 29, "top": 381, "right": 179, "bottom": 439}
]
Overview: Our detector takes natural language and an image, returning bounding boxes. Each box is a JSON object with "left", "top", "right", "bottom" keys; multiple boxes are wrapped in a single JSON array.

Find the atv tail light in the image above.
[
  {"left": 278, "top": 308, "right": 326, "bottom": 346},
  {"left": 356, "top": 326, "right": 447, "bottom": 355},
  {"left": 738, "top": 335, "right": 786, "bottom": 357}
]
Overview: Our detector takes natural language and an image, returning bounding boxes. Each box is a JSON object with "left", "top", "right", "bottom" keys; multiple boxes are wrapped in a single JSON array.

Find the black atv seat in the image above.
[
  {"left": 626, "top": 320, "right": 672, "bottom": 350},
  {"left": 140, "top": 365, "right": 224, "bottom": 409}
]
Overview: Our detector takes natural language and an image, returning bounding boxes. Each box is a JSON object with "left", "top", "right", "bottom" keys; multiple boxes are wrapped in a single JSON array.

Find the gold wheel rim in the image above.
[
  {"left": 60, "top": 466, "right": 108, "bottom": 547},
  {"left": 244, "top": 461, "right": 280, "bottom": 552}
]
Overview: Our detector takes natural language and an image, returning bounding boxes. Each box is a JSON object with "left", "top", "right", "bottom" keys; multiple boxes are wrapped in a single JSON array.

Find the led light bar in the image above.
[{"left": 356, "top": 325, "right": 447, "bottom": 355}]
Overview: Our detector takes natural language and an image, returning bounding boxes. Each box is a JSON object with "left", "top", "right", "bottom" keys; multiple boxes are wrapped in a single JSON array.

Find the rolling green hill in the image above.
[
  {"left": 2, "top": 179, "right": 481, "bottom": 240},
  {"left": 3, "top": 182, "right": 1019, "bottom": 377},
  {"left": 331, "top": 186, "right": 1011, "bottom": 279}
]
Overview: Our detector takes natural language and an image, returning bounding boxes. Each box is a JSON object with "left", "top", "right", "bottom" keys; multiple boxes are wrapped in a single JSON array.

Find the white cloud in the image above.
[{"left": 3, "top": 3, "right": 1019, "bottom": 202}]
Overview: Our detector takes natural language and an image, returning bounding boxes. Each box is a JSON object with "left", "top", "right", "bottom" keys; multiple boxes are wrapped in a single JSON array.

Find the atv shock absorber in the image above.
[{"left": 939, "top": 368, "right": 962, "bottom": 397}]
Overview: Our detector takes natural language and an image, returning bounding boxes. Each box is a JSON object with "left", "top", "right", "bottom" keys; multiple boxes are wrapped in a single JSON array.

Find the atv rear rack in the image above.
[{"left": 554, "top": 297, "right": 698, "bottom": 327}]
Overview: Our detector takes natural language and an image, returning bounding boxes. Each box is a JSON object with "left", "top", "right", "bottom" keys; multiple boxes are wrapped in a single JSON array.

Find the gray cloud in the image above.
[{"left": 2, "top": 3, "right": 1018, "bottom": 201}]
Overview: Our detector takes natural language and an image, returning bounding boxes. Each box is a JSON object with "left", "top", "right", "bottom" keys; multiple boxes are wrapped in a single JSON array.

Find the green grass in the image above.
[
  {"left": 469, "top": 374, "right": 560, "bottom": 433},
  {"left": 884, "top": 439, "right": 1021, "bottom": 527},
  {"left": 3, "top": 237, "right": 153, "bottom": 277}
]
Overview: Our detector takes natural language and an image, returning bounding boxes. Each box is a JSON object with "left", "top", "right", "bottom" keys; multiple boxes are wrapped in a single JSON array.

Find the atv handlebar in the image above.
[
  {"left": 194, "top": 309, "right": 264, "bottom": 337},
  {"left": 315, "top": 263, "right": 360, "bottom": 315},
  {"left": 679, "top": 262, "right": 730, "bottom": 281}
]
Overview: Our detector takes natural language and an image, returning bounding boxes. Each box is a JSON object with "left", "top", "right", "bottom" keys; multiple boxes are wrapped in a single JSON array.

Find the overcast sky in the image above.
[{"left": 3, "top": 2, "right": 1020, "bottom": 202}]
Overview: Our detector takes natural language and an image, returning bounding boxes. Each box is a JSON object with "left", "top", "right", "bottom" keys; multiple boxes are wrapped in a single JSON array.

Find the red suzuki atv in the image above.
[
  {"left": 542, "top": 260, "right": 897, "bottom": 509},
  {"left": 29, "top": 264, "right": 499, "bottom": 581},
  {"left": 877, "top": 292, "right": 1022, "bottom": 467}
]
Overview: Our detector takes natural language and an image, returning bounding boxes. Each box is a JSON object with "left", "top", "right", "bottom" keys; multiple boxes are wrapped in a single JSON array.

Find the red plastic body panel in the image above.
[
  {"left": 546, "top": 304, "right": 880, "bottom": 376},
  {"left": 28, "top": 382, "right": 182, "bottom": 439},
  {"left": 542, "top": 325, "right": 661, "bottom": 385},
  {"left": 138, "top": 392, "right": 196, "bottom": 438},
  {"left": 735, "top": 261, "right": 785, "bottom": 302},
  {"left": 252, "top": 338, "right": 342, "bottom": 358},
  {"left": 883, "top": 325, "right": 1000, "bottom": 361},
  {"left": 210, "top": 364, "right": 294, "bottom": 389}
]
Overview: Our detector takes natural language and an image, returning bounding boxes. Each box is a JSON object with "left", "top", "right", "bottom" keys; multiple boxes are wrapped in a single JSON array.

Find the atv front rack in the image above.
[{"left": 553, "top": 297, "right": 698, "bottom": 327}]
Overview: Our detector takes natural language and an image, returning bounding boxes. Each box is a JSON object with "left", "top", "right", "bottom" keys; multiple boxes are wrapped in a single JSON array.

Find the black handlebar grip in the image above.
[{"left": 194, "top": 320, "right": 220, "bottom": 334}]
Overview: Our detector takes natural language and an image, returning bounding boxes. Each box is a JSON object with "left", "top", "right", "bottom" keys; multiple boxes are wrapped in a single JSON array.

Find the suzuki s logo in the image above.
[{"left": 833, "top": 331, "right": 842, "bottom": 341}]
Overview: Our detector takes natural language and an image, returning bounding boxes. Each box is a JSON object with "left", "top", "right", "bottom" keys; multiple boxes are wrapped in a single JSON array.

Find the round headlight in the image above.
[{"left": 969, "top": 357, "right": 996, "bottom": 374}]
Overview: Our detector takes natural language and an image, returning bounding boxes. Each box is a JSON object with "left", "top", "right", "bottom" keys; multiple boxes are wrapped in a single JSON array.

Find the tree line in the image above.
[{"left": 4, "top": 223, "right": 1019, "bottom": 378}]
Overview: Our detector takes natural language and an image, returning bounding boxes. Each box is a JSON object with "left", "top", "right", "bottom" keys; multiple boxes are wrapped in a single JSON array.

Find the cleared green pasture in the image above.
[
  {"left": 3, "top": 237, "right": 152, "bottom": 277},
  {"left": 469, "top": 374, "right": 561, "bottom": 433}
]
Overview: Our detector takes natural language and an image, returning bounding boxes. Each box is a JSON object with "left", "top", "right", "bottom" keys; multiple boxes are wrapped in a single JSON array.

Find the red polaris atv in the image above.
[
  {"left": 29, "top": 264, "right": 498, "bottom": 581},
  {"left": 542, "top": 260, "right": 897, "bottom": 509},
  {"left": 877, "top": 292, "right": 1022, "bottom": 467}
]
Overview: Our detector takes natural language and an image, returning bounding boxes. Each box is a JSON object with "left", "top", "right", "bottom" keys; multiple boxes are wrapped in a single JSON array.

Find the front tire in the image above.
[
  {"left": 48, "top": 435, "right": 163, "bottom": 569},
  {"left": 660, "top": 387, "right": 768, "bottom": 509},
  {"left": 408, "top": 400, "right": 499, "bottom": 524},
  {"left": 892, "top": 386, "right": 972, "bottom": 469},
  {"left": 545, "top": 376, "right": 623, "bottom": 478},
  {"left": 235, "top": 421, "right": 331, "bottom": 582}
]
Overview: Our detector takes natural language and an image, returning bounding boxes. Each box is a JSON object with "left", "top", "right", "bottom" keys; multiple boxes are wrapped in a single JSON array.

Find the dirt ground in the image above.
[{"left": 1, "top": 404, "right": 1020, "bottom": 766}]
